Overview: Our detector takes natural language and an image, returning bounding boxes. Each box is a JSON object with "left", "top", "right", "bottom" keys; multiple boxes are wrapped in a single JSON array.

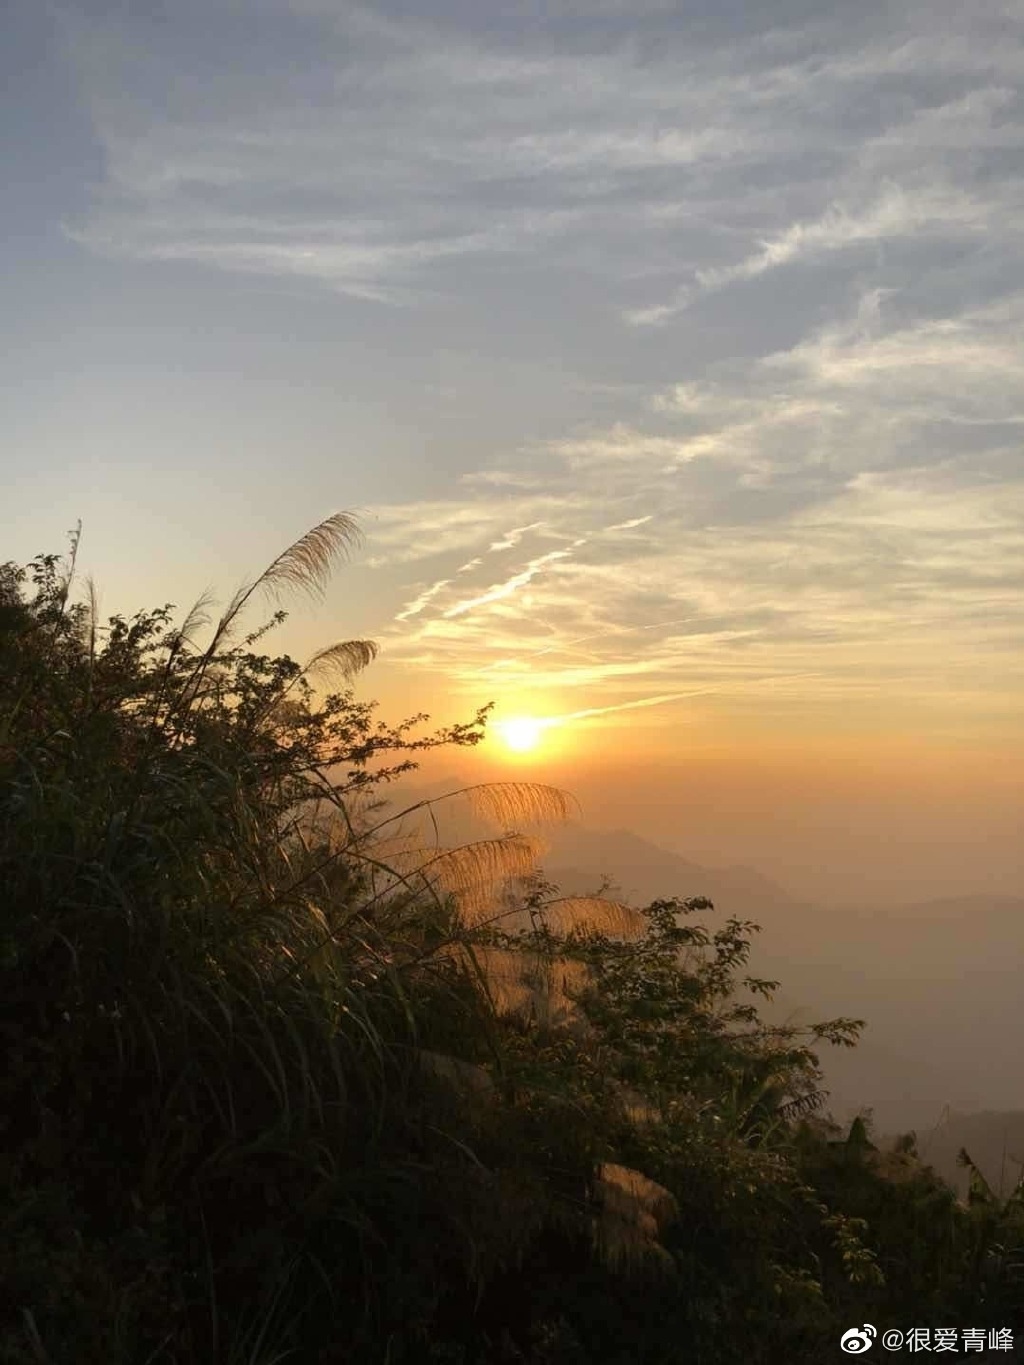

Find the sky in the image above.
[{"left": 3, "top": 0, "right": 1023, "bottom": 904}]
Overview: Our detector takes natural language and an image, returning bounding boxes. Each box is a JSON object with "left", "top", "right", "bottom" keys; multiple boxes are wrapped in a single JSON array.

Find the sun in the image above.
[{"left": 497, "top": 715, "right": 545, "bottom": 754}]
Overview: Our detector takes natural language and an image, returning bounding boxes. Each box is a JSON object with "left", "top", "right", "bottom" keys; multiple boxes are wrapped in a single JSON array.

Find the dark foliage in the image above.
[{"left": 2, "top": 524, "right": 1021, "bottom": 1363}]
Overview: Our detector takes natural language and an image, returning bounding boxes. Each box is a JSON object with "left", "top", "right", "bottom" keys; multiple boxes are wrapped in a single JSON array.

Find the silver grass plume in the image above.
[
  {"left": 301, "top": 638, "right": 379, "bottom": 685},
  {"left": 592, "top": 1164, "right": 678, "bottom": 1270},
  {"left": 207, "top": 512, "right": 364, "bottom": 657}
]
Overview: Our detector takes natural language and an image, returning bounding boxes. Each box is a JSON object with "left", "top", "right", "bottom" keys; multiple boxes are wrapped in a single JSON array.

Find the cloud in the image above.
[
  {"left": 395, "top": 577, "right": 452, "bottom": 622},
  {"left": 603, "top": 516, "right": 653, "bottom": 532},
  {"left": 442, "top": 548, "right": 580, "bottom": 619},
  {"left": 52, "top": 0, "right": 1024, "bottom": 736},
  {"left": 487, "top": 523, "right": 543, "bottom": 552},
  {"left": 62, "top": 0, "right": 1021, "bottom": 315},
  {"left": 365, "top": 282, "right": 1024, "bottom": 731},
  {"left": 629, "top": 163, "right": 1009, "bottom": 326},
  {"left": 696, "top": 184, "right": 990, "bottom": 291},
  {"left": 550, "top": 689, "right": 716, "bottom": 726}
]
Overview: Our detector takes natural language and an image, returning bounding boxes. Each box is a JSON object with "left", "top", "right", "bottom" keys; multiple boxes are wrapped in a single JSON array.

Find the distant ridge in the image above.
[
  {"left": 381, "top": 773, "right": 798, "bottom": 916},
  {"left": 539, "top": 822, "right": 796, "bottom": 915},
  {"left": 382, "top": 773, "right": 1024, "bottom": 1135}
]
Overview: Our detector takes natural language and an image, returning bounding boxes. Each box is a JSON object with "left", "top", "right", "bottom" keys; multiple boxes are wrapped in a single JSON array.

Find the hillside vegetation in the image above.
[{"left": 2, "top": 516, "right": 1022, "bottom": 1363}]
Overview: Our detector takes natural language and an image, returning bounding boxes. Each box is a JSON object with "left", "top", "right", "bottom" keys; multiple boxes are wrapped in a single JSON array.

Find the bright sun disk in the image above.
[{"left": 498, "top": 716, "right": 545, "bottom": 753}]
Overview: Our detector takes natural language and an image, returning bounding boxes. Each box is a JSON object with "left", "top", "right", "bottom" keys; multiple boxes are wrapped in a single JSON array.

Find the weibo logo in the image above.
[{"left": 840, "top": 1325, "right": 877, "bottom": 1354}]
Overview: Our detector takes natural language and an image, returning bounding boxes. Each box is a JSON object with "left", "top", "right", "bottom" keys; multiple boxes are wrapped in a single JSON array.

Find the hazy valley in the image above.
[{"left": 388, "top": 773, "right": 1024, "bottom": 1197}]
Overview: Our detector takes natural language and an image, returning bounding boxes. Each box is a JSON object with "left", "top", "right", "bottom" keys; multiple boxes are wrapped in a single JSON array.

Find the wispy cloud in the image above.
[
  {"left": 702, "top": 183, "right": 988, "bottom": 290},
  {"left": 442, "top": 547, "right": 582, "bottom": 619},
  {"left": 63, "top": 1, "right": 1023, "bottom": 313},
  {"left": 487, "top": 524, "right": 543, "bottom": 552},
  {"left": 367, "top": 282, "right": 1024, "bottom": 731},
  {"left": 54, "top": 0, "right": 1024, "bottom": 736},
  {"left": 395, "top": 578, "right": 452, "bottom": 622}
]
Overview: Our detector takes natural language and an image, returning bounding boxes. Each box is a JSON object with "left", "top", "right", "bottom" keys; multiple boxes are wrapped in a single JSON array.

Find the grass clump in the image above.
[{"left": 0, "top": 518, "right": 583, "bottom": 1363}]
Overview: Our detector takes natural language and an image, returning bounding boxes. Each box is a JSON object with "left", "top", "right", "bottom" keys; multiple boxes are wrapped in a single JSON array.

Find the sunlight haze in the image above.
[{"left": 4, "top": 0, "right": 1022, "bottom": 904}]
